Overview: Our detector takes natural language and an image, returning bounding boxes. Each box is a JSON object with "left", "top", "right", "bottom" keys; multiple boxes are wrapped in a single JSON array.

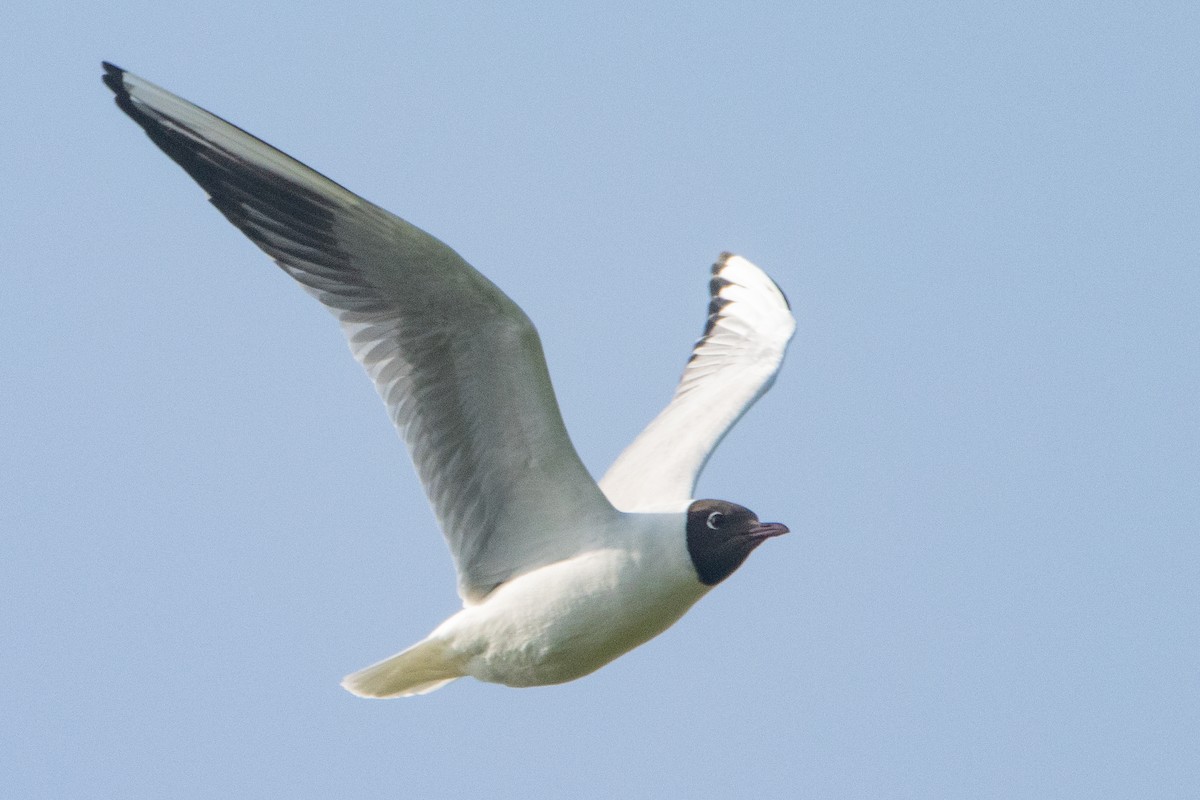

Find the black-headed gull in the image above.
[{"left": 102, "top": 63, "right": 797, "bottom": 697}]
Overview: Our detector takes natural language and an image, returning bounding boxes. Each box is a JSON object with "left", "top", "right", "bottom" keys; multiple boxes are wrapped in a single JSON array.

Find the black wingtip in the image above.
[
  {"left": 100, "top": 61, "right": 155, "bottom": 134},
  {"left": 701, "top": 253, "right": 737, "bottom": 338},
  {"left": 712, "top": 250, "right": 792, "bottom": 311},
  {"left": 101, "top": 61, "right": 125, "bottom": 92},
  {"left": 711, "top": 251, "right": 734, "bottom": 275},
  {"left": 101, "top": 62, "right": 137, "bottom": 119}
]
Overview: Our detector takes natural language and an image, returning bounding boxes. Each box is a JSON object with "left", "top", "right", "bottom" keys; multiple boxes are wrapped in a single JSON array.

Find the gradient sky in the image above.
[{"left": 4, "top": 2, "right": 1198, "bottom": 798}]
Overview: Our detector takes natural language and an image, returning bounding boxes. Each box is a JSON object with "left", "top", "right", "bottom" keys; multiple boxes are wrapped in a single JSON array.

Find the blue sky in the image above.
[{"left": 3, "top": 2, "right": 1198, "bottom": 797}]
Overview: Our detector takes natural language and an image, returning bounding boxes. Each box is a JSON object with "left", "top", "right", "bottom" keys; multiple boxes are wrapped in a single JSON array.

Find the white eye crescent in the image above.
[{"left": 706, "top": 511, "right": 724, "bottom": 530}]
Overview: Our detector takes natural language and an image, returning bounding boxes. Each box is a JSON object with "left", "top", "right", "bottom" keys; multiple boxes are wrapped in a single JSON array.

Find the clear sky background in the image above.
[{"left": 3, "top": 2, "right": 1197, "bottom": 798}]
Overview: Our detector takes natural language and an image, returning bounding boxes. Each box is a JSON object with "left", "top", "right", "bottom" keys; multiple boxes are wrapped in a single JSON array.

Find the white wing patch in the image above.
[{"left": 599, "top": 254, "right": 796, "bottom": 512}]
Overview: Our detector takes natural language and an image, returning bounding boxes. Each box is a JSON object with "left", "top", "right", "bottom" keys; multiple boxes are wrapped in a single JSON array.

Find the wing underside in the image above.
[{"left": 103, "top": 63, "right": 616, "bottom": 601}]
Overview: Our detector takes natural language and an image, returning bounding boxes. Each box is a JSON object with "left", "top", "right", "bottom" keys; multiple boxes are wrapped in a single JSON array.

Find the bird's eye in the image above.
[{"left": 706, "top": 511, "right": 724, "bottom": 530}]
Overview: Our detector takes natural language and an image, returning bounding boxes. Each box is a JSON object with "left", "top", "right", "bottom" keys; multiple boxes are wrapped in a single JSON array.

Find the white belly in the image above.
[{"left": 432, "top": 539, "right": 709, "bottom": 688}]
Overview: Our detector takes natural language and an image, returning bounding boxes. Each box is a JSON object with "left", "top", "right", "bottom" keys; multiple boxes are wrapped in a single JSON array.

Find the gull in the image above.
[{"left": 102, "top": 63, "right": 797, "bottom": 697}]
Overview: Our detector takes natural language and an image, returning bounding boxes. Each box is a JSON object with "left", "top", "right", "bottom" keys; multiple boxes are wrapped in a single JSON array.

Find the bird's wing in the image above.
[
  {"left": 103, "top": 64, "right": 616, "bottom": 602},
  {"left": 599, "top": 253, "right": 795, "bottom": 512}
]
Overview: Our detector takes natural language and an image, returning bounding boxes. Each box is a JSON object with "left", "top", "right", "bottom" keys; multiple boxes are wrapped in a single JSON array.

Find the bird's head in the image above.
[{"left": 685, "top": 499, "right": 789, "bottom": 586}]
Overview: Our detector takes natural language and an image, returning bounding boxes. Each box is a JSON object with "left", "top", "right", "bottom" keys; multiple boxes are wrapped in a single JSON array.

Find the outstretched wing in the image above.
[
  {"left": 599, "top": 253, "right": 795, "bottom": 512},
  {"left": 103, "top": 64, "right": 616, "bottom": 602}
]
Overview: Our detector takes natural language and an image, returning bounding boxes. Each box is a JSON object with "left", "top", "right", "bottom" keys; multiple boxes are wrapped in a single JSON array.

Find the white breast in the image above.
[{"left": 429, "top": 514, "right": 709, "bottom": 687}]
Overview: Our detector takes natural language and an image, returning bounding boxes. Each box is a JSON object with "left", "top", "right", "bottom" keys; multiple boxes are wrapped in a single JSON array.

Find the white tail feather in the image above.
[{"left": 341, "top": 639, "right": 463, "bottom": 698}]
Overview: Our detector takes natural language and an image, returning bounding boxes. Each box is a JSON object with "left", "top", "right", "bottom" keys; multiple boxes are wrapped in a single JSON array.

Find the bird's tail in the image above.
[{"left": 341, "top": 638, "right": 463, "bottom": 698}]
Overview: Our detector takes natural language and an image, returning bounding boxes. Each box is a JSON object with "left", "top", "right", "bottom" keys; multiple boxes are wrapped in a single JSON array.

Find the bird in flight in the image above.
[{"left": 102, "top": 63, "right": 796, "bottom": 697}]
